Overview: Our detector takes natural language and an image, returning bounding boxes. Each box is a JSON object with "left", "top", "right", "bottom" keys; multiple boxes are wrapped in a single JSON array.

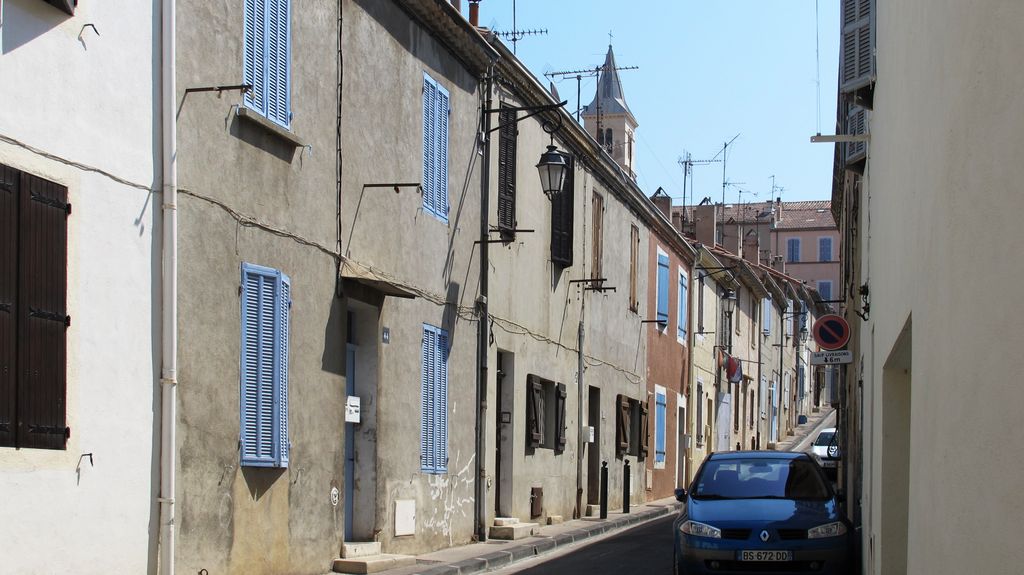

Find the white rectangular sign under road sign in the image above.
[{"left": 811, "top": 350, "right": 853, "bottom": 365}]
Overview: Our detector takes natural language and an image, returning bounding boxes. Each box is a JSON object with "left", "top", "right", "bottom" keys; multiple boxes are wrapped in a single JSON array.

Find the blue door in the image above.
[{"left": 345, "top": 345, "right": 356, "bottom": 538}]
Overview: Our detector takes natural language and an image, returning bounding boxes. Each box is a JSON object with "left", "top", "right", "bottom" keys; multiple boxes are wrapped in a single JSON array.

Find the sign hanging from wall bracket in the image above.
[{"left": 811, "top": 350, "right": 853, "bottom": 365}]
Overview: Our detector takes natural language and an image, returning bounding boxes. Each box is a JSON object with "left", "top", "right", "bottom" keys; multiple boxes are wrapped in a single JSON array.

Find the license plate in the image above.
[
  {"left": 822, "top": 460, "right": 837, "bottom": 468},
  {"left": 739, "top": 550, "right": 792, "bottom": 562}
]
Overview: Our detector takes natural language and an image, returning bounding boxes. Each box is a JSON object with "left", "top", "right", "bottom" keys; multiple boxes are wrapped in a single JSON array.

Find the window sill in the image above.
[{"left": 236, "top": 106, "right": 305, "bottom": 148}]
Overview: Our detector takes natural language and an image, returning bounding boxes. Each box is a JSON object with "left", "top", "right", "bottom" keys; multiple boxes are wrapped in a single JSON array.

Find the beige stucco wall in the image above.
[
  {"left": 857, "top": 1, "right": 1024, "bottom": 573},
  {"left": 0, "top": 1, "right": 159, "bottom": 572}
]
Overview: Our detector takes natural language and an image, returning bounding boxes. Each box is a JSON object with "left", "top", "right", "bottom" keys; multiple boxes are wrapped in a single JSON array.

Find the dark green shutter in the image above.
[
  {"left": 550, "top": 156, "right": 574, "bottom": 266},
  {"left": 526, "top": 375, "right": 544, "bottom": 448},
  {"left": 0, "top": 165, "right": 19, "bottom": 447},
  {"left": 555, "top": 383, "right": 567, "bottom": 451},
  {"left": 497, "top": 107, "right": 517, "bottom": 233}
]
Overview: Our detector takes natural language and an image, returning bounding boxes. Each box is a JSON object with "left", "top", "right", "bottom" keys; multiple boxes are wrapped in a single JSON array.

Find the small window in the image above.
[
  {"left": 243, "top": 0, "right": 292, "bottom": 128},
  {"left": 240, "top": 263, "right": 291, "bottom": 468},
  {"left": 819, "top": 237, "right": 833, "bottom": 262},
  {"left": 421, "top": 324, "right": 449, "bottom": 473},
  {"left": 526, "top": 375, "right": 566, "bottom": 452},
  {"left": 422, "top": 73, "right": 450, "bottom": 222},
  {"left": 787, "top": 238, "right": 801, "bottom": 263}
]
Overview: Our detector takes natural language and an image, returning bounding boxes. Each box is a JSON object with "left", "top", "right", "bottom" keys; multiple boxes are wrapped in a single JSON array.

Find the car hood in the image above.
[{"left": 687, "top": 497, "right": 839, "bottom": 527}]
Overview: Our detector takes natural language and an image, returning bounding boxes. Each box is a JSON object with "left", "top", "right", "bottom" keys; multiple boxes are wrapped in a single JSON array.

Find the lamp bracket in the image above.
[{"left": 486, "top": 100, "right": 567, "bottom": 134}]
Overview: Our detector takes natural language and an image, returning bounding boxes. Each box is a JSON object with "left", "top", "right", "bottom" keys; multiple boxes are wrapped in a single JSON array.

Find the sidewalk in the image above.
[{"left": 338, "top": 407, "right": 836, "bottom": 575}]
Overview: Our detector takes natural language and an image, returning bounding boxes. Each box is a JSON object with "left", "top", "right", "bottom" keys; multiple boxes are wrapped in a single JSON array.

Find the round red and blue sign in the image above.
[{"left": 812, "top": 314, "right": 850, "bottom": 351}]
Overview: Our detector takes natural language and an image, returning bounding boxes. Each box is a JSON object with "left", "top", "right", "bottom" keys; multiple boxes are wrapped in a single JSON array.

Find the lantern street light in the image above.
[{"left": 536, "top": 144, "right": 568, "bottom": 201}]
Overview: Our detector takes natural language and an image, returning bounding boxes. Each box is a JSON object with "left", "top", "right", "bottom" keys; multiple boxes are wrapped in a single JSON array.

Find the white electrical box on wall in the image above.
[
  {"left": 345, "top": 396, "right": 361, "bottom": 423},
  {"left": 395, "top": 499, "right": 416, "bottom": 536},
  {"left": 584, "top": 425, "right": 595, "bottom": 443}
]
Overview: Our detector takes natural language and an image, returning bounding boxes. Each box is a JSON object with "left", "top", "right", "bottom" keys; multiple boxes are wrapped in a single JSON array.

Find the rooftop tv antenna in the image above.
[
  {"left": 677, "top": 152, "right": 721, "bottom": 222},
  {"left": 545, "top": 62, "right": 639, "bottom": 123},
  {"left": 714, "top": 134, "right": 741, "bottom": 229},
  {"left": 492, "top": 0, "right": 548, "bottom": 54}
]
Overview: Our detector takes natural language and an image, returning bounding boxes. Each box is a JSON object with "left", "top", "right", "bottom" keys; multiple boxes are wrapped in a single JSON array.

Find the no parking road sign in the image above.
[{"left": 813, "top": 314, "right": 850, "bottom": 351}]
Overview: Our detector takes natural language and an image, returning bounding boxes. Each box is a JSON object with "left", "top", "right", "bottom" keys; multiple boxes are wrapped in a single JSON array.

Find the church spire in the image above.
[{"left": 583, "top": 44, "right": 637, "bottom": 126}]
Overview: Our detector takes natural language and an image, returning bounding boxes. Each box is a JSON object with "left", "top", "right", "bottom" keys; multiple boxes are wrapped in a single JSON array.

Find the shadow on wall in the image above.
[
  {"left": 3, "top": 1, "right": 67, "bottom": 55},
  {"left": 241, "top": 467, "right": 287, "bottom": 501},
  {"left": 441, "top": 281, "right": 461, "bottom": 344},
  {"left": 229, "top": 113, "right": 298, "bottom": 164},
  {"left": 321, "top": 292, "right": 347, "bottom": 375}
]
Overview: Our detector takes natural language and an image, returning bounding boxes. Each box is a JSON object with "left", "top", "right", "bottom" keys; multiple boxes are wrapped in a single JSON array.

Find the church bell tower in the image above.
[{"left": 581, "top": 44, "right": 639, "bottom": 179}]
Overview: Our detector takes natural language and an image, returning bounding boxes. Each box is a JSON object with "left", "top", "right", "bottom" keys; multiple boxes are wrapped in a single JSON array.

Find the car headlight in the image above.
[
  {"left": 679, "top": 520, "right": 722, "bottom": 539},
  {"left": 807, "top": 521, "right": 847, "bottom": 539}
]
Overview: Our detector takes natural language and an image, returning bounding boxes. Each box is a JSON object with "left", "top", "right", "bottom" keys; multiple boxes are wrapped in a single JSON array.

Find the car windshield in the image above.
[
  {"left": 692, "top": 458, "right": 831, "bottom": 501},
  {"left": 813, "top": 431, "right": 836, "bottom": 446}
]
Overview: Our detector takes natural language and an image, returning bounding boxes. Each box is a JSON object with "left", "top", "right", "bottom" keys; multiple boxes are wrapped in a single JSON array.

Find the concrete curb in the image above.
[{"left": 393, "top": 503, "right": 682, "bottom": 575}]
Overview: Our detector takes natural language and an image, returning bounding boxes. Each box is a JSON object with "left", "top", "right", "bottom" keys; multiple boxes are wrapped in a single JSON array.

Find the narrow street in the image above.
[{"left": 489, "top": 515, "right": 676, "bottom": 575}]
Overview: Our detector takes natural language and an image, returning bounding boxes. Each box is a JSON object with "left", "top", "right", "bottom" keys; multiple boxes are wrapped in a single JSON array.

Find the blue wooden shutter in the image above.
[
  {"left": 241, "top": 263, "right": 287, "bottom": 467},
  {"left": 436, "top": 328, "right": 449, "bottom": 473},
  {"left": 656, "top": 254, "right": 669, "bottom": 325},
  {"left": 819, "top": 237, "right": 832, "bottom": 262},
  {"left": 420, "top": 326, "right": 433, "bottom": 471},
  {"left": 787, "top": 238, "right": 800, "bottom": 262},
  {"left": 243, "top": 0, "right": 267, "bottom": 117},
  {"left": 422, "top": 76, "right": 437, "bottom": 217},
  {"left": 265, "top": 0, "right": 291, "bottom": 127},
  {"left": 655, "top": 392, "right": 666, "bottom": 463},
  {"left": 276, "top": 273, "right": 290, "bottom": 466},
  {"left": 435, "top": 83, "right": 450, "bottom": 221},
  {"left": 677, "top": 271, "right": 687, "bottom": 340}
]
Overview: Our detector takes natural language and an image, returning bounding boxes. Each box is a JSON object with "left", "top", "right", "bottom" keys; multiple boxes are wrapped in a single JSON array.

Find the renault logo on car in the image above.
[{"left": 760, "top": 530, "right": 770, "bottom": 542}]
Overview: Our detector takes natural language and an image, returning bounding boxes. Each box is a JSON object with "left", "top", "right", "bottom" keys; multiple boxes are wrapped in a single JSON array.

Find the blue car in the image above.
[{"left": 673, "top": 451, "right": 851, "bottom": 574}]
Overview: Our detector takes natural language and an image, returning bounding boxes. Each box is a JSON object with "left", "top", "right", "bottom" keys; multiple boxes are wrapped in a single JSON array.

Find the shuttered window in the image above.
[
  {"left": 628, "top": 225, "right": 639, "bottom": 311},
  {"left": 818, "top": 281, "right": 833, "bottom": 301},
  {"left": 526, "top": 375, "right": 545, "bottom": 448},
  {"left": 0, "top": 165, "right": 70, "bottom": 450},
  {"left": 591, "top": 193, "right": 604, "bottom": 279},
  {"left": 656, "top": 252, "right": 669, "bottom": 327},
  {"left": 677, "top": 269, "right": 688, "bottom": 342},
  {"left": 697, "top": 272, "right": 705, "bottom": 334},
  {"left": 615, "top": 394, "right": 630, "bottom": 456},
  {"left": 841, "top": 0, "right": 874, "bottom": 94},
  {"left": 637, "top": 399, "right": 649, "bottom": 459},
  {"left": 420, "top": 324, "right": 449, "bottom": 473},
  {"left": 787, "top": 238, "right": 800, "bottom": 262},
  {"left": 422, "top": 73, "right": 450, "bottom": 222},
  {"left": 819, "top": 237, "right": 833, "bottom": 262},
  {"left": 243, "top": 0, "right": 291, "bottom": 128},
  {"left": 240, "top": 263, "right": 291, "bottom": 467},
  {"left": 695, "top": 381, "right": 704, "bottom": 446},
  {"left": 555, "top": 383, "right": 567, "bottom": 451},
  {"left": 654, "top": 392, "right": 666, "bottom": 463},
  {"left": 497, "top": 106, "right": 517, "bottom": 234},
  {"left": 550, "top": 155, "right": 574, "bottom": 266},
  {"left": 762, "top": 297, "right": 772, "bottom": 336}
]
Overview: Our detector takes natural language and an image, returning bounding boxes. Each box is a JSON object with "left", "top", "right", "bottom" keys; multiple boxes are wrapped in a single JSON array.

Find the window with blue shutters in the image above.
[
  {"left": 656, "top": 252, "right": 669, "bottom": 328},
  {"left": 819, "top": 237, "right": 833, "bottom": 262},
  {"left": 676, "top": 269, "right": 688, "bottom": 343},
  {"left": 787, "top": 238, "right": 801, "bottom": 262},
  {"left": 243, "top": 0, "right": 291, "bottom": 128},
  {"left": 818, "top": 280, "right": 833, "bottom": 301},
  {"left": 654, "top": 391, "right": 667, "bottom": 464},
  {"left": 422, "top": 74, "right": 450, "bottom": 222},
  {"left": 421, "top": 324, "right": 449, "bottom": 473},
  {"left": 240, "top": 263, "right": 291, "bottom": 468}
]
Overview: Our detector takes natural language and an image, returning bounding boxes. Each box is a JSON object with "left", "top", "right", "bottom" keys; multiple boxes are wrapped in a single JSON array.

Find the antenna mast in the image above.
[
  {"left": 545, "top": 63, "right": 639, "bottom": 123},
  {"left": 677, "top": 152, "right": 721, "bottom": 223},
  {"left": 492, "top": 0, "right": 549, "bottom": 54}
]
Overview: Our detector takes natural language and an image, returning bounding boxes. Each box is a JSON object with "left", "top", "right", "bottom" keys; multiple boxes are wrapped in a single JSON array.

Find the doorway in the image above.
[
  {"left": 586, "top": 386, "right": 601, "bottom": 504},
  {"left": 676, "top": 404, "right": 686, "bottom": 487},
  {"left": 494, "top": 351, "right": 514, "bottom": 517},
  {"left": 881, "top": 321, "right": 911, "bottom": 574}
]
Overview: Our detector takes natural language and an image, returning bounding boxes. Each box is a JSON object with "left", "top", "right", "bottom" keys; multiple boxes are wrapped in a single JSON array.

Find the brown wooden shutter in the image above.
[
  {"left": 0, "top": 165, "right": 19, "bottom": 447},
  {"left": 591, "top": 192, "right": 604, "bottom": 280},
  {"left": 639, "top": 400, "right": 649, "bottom": 458},
  {"left": 550, "top": 155, "right": 574, "bottom": 266},
  {"left": 497, "top": 107, "right": 517, "bottom": 233},
  {"left": 526, "top": 375, "right": 544, "bottom": 448},
  {"left": 629, "top": 225, "right": 638, "bottom": 311},
  {"left": 615, "top": 394, "right": 630, "bottom": 456},
  {"left": 18, "top": 169, "right": 69, "bottom": 450},
  {"left": 555, "top": 383, "right": 567, "bottom": 451}
]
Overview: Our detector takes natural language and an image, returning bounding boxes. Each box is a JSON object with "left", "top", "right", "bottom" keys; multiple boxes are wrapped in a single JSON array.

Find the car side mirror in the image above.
[{"left": 674, "top": 487, "right": 687, "bottom": 502}]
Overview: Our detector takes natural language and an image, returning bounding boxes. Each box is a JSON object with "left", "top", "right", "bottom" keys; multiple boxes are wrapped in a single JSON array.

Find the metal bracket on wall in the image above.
[{"left": 362, "top": 183, "right": 421, "bottom": 194}]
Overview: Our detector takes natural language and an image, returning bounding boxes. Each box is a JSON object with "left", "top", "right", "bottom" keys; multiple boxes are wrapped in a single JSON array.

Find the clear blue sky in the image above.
[{"left": 484, "top": 0, "right": 840, "bottom": 205}]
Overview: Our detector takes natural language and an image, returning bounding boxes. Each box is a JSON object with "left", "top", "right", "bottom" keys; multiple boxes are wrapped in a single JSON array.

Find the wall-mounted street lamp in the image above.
[{"left": 536, "top": 145, "right": 568, "bottom": 201}]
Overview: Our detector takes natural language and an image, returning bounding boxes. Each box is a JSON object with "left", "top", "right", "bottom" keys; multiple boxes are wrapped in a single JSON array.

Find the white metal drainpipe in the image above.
[{"left": 159, "top": 0, "right": 177, "bottom": 572}]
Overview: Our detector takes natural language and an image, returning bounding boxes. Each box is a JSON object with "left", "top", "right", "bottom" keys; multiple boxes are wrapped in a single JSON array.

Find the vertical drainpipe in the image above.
[
  {"left": 475, "top": 68, "right": 493, "bottom": 543},
  {"left": 159, "top": 0, "right": 178, "bottom": 571}
]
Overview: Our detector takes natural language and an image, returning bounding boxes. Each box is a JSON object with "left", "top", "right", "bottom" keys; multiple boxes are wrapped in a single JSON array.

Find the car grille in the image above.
[
  {"left": 777, "top": 528, "right": 807, "bottom": 540},
  {"left": 706, "top": 560, "right": 822, "bottom": 572},
  {"left": 721, "top": 528, "right": 752, "bottom": 540}
]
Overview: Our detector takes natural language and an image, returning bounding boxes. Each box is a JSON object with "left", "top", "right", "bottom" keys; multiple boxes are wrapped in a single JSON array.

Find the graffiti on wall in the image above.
[{"left": 421, "top": 450, "right": 475, "bottom": 546}]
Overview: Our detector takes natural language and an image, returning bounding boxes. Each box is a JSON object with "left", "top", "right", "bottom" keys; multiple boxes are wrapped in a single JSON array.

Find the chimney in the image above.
[
  {"left": 723, "top": 224, "right": 741, "bottom": 256},
  {"left": 775, "top": 197, "right": 782, "bottom": 223},
  {"left": 742, "top": 231, "right": 759, "bottom": 265},
  {"left": 469, "top": 0, "right": 480, "bottom": 27},
  {"left": 650, "top": 188, "right": 671, "bottom": 219},
  {"left": 671, "top": 210, "right": 682, "bottom": 233},
  {"left": 695, "top": 204, "right": 717, "bottom": 247}
]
